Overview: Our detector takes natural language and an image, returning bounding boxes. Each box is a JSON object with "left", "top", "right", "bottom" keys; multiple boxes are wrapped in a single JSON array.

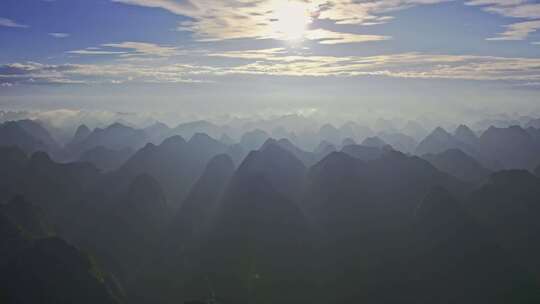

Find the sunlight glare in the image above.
[{"left": 271, "top": 1, "right": 312, "bottom": 41}]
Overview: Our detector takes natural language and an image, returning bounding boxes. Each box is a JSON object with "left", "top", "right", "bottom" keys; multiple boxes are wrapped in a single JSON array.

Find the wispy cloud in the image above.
[
  {"left": 305, "top": 29, "right": 390, "bottom": 44},
  {"left": 0, "top": 17, "right": 28, "bottom": 28},
  {"left": 0, "top": 61, "right": 209, "bottom": 86},
  {"left": 467, "top": 0, "right": 540, "bottom": 40},
  {"left": 102, "top": 41, "right": 180, "bottom": 57},
  {"left": 68, "top": 49, "right": 128, "bottom": 55},
  {"left": 206, "top": 51, "right": 540, "bottom": 80},
  {"left": 68, "top": 41, "right": 180, "bottom": 57},
  {"left": 49, "top": 32, "right": 70, "bottom": 38},
  {"left": 487, "top": 20, "right": 540, "bottom": 40},
  {"left": 3, "top": 51, "right": 540, "bottom": 87}
]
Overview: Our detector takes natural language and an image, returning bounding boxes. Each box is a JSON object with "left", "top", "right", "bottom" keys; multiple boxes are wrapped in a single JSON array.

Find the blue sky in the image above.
[{"left": 0, "top": 0, "right": 539, "bottom": 122}]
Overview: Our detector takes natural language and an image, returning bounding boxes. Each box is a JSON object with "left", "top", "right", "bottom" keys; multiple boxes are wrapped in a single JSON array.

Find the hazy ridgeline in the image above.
[{"left": 2, "top": 115, "right": 540, "bottom": 304}]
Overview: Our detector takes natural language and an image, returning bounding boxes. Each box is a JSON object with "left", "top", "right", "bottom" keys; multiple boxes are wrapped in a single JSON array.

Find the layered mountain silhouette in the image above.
[
  {"left": 1, "top": 117, "right": 540, "bottom": 304},
  {"left": 67, "top": 123, "right": 148, "bottom": 160},
  {"left": 478, "top": 126, "right": 540, "bottom": 170},
  {"left": 0, "top": 121, "right": 51, "bottom": 155},
  {"left": 110, "top": 133, "right": 230, "bottom": 205},
  {"left": 79, "top": 146, "right": 133, "bottom": 171},
  {"left": 422, "top": 148, "right": 491, "bottom": 183}
]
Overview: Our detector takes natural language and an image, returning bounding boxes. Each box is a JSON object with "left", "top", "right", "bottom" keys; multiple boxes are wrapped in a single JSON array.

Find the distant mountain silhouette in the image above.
[
  {"left": 339, "top": 121, "right": 374, "bottom": 141},
  {"left": 2, "top": 117, "right": 540, "bottom": 304},
  {"left": 301, "top": 150, "right": 470, "bottom": 302},
  {"left": 378, "top": 132, "right": 417, "bottom": 153},
  {"left": 454, "top": 124, "right": 479, "bottom": 147},
  {"left": 67, "top": 123, "right": 148, "bottom": 160},
  {"left": 341, "top": 144, "right": 387, "bottom": 161},
  {"left": 239, "top": 139, "right": 307, "bottom": 201},
  {"left": 72, "top": 124, "right": 91, "bottom": 143},
  {"left": 361, "top": 136, "right": 388, "bottom": 148},
  {"left": 314, "top": 140, "right": 336, "bottom": 159},
  {"left": 16, "top": 120, "right": 61, "bottom": 154},
  {"left": 79, "top": 146, "right": 133, "bottom": 171},
  {"left": 319, "top": 123, "right": 341, "bottom": 145},
  {"left": 240, "top": 129, "right": 270, "bottom": 151},
  {"left": 402, "top": 120, "right": 428, "bottom": 140},
  {"left": 201, "top": 160, "right": 314, "bottom": 304},
  {"left": 169, "top": 120, "right": 225, "bottom": 140},
  {"left": 0, "top": 121, "right": 49, "bottom": 155},
  {"left": 171, "top": 154, "right": 235, "bottom": 247},
  {"left": 478, "top": 126, "right": 540, "bottom": 170},
  {"left": 525, "top": 118, "right": 540, "bottom": 129},
  {"left": 0, "top": 151, "right": 101, "bottom": 232},
  {"left": 415, "top": 126, "right": 475, "bottom": 156},
  {"left": 112, "top": 133, "right": 229, "bottom": 205},
  {"left": 266, "top": 138, "right": 320, "bottom": 166},
  {"left": 142, "top": 122, "right": 170, "bottom": 144},
  {"left": 422, "top": 148, "right": 491, "bottom": 183}
]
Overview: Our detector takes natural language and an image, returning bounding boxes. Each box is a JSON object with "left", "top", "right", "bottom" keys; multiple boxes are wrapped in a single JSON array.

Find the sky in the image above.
[{"left": 0, "top": 0, "right": 539, "bottom": 123}]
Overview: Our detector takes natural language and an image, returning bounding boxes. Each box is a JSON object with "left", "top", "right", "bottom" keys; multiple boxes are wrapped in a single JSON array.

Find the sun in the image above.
[{"left": 271, "top": 1, "right": 312, "bottom": 41}]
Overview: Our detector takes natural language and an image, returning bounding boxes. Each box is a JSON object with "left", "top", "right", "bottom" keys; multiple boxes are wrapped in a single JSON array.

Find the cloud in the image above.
[
  {"left": 68, "top": 49, "right": 129, "bottom": 55},
  {"left": 112, "top": 0, "right": 447, "bottom": 41},
  {"left": 206, "top": 49, "right": 540, "bottom": 81},
  {"left": 466, "top": 0, "right": 540, "bottom": 40},
  {"left": 0, "top": 61, "right": 208, "bottom": 85},
  {"left": 49, "top": 32, "right": 70, "bottom": 38},
  {"left": 68, "top": 41, "right": 180, "bottom": 57},
  {"left": 102, "top": 41, "right": 180, "bottom": 57},
  {"left": 0, "top": 62, "right": 85, "bottom": 85},
  {"left": 305, "top": 29, "right": 390, "bottom": 44},
  {"left": 487, "top": 20, "right": 540, "bottom": 40},
  {"left": 0, "top": 17, "right": 29, "bottom": 28},
  {"left": 112, "top": 0, "right": 197, "bottom": 15},
  {"left": 4, "top": 50, "right": 540, "bottom": 86}
]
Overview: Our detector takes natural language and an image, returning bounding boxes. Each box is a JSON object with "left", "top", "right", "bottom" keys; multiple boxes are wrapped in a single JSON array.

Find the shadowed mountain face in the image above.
[
  {"left": 240, "top": 129, "right": 270, "bottom": 152},
  {"left": 0, "top": 236, "right": 123, "bottom": 304},
  {"left": 170, "top": 154, "right": 235, "bottom": 247},
  {"left": 71, "top": 124, "right": 91, "bottom": 145},
  {"left": 467, "top": 170, "right": 540, "bottom": 278},
  {"left": 341, "top": 144, "right": 387, "bottom": 161},
  {"left": 0, "top": 196, "right": 53, "bottom": 239},
  {"left": 0, "top": 121, "right": 50, "bottom": 155},
  {"left": 422, "top": 148, "right": 491, "bottom": 183},
  {"left": 16, "top": 120, "right": 62, "bottom": 154},
  {"left": 378, "top": 132, "right": 417, "bottom": 154},
  {"left": 361, "top": 136, "right": 388, "bottom": 148},
  {"left": 408, "top": 187, "right": 539, "bottom": 304},
  {"left": 111, "top": 133, "right": 230, "bottom": 205},
  {"left": 478, "top": 126, "right": 540, "bottom": 170},
  {"left": 240, "top": 139, "right": 307, "bottom": 201},
  {"left": 454, "top": 124, "right": 479, "bottom": 147},
  {"left": 67, "top": 123, "right": 149, "bottom": 160},
  {"left": 0, "top": 197, "right": 123, "bottom": 304},
  {"left": 200, "top": 169, "right": 314, "bottom": 304},
  {"left": 2, "top": 118, "right": 540, "bottom": 304},
  {"left": 416, "top": 127, "right": 475, "bottom": 156},
  {"left": 79, "top": 146, "right": 134, "bottom": 171}
]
